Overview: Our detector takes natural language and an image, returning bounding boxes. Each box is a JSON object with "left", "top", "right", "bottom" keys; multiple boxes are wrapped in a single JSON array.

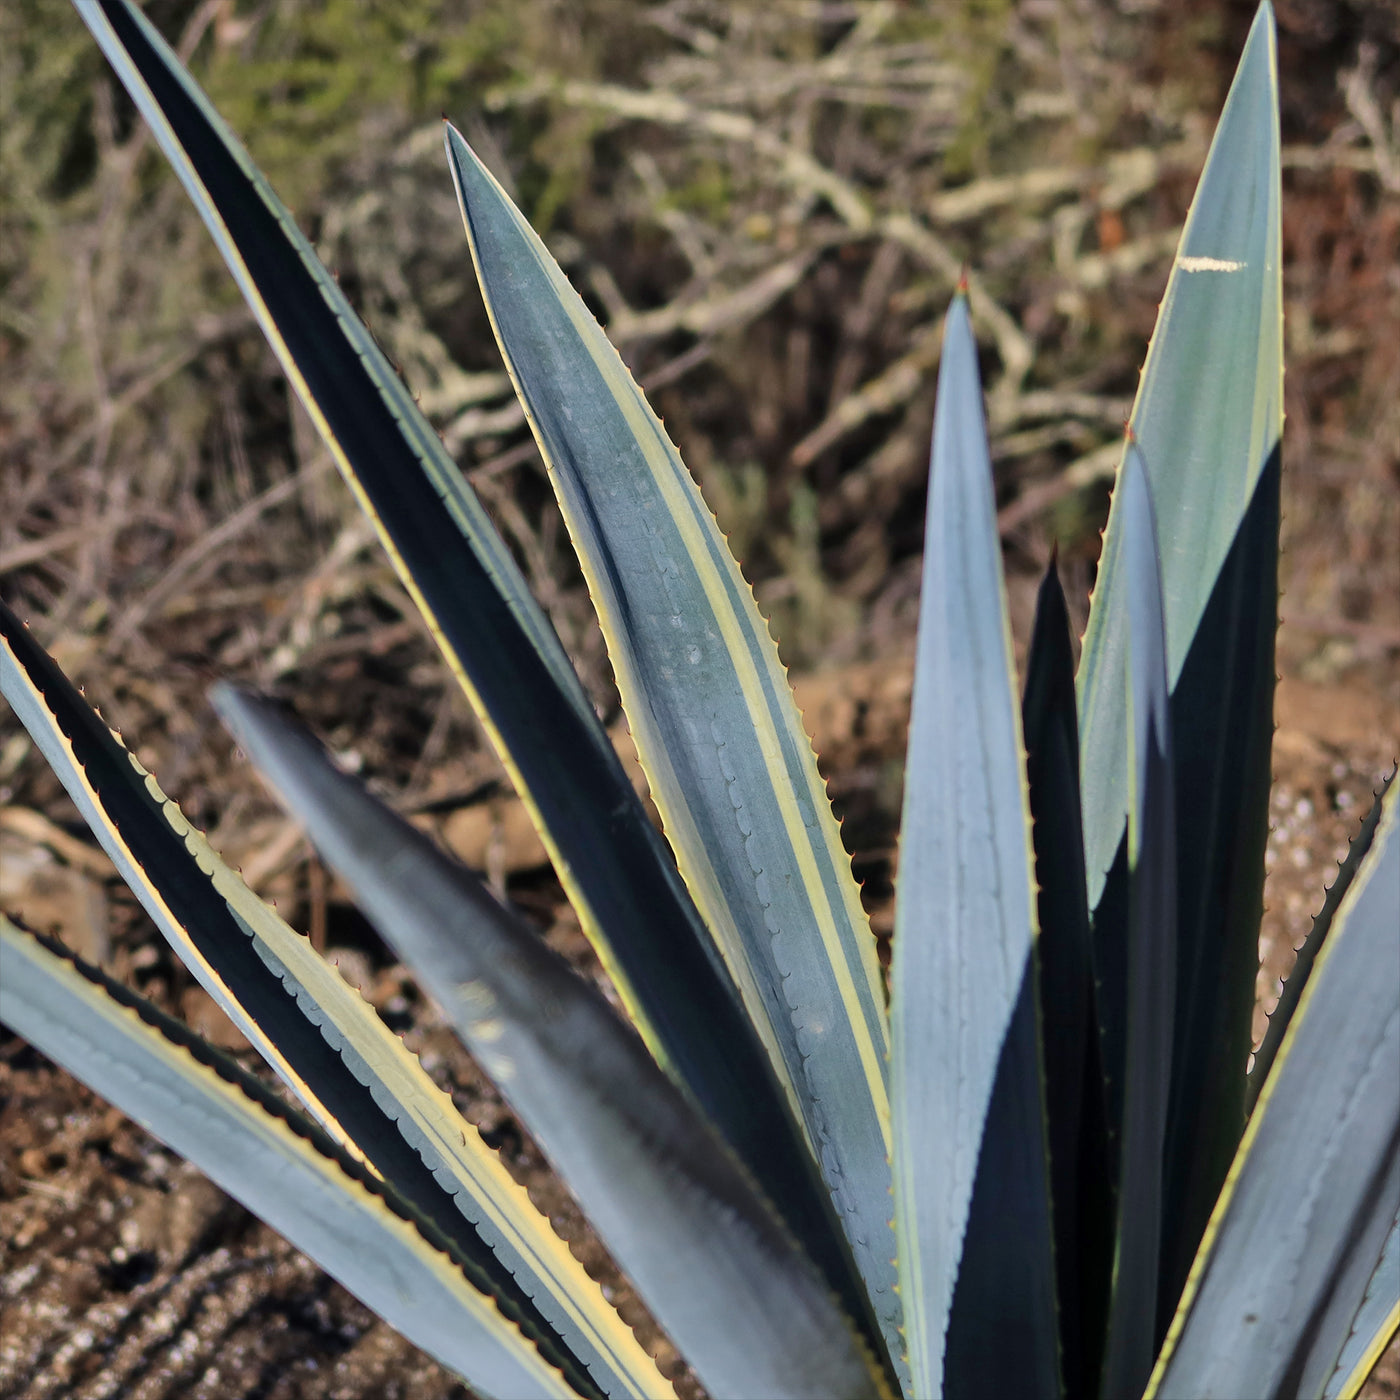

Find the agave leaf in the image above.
[
  {"left": 1324, "top": 1214, "right": 1399, "bottom": 1400},
  {"left": 75, "top": 0, "right": 859, "bottom": 1340},
  {"left": 1155, "top": 445, "right": 1279, "bottom": 1328},
  {"left": 1249, "top": 767, "right": 1395, "bottom": 1111},
  {"left": 442, "top": 122, "right": 899, "bottom": 1367},
  {"left": 0, "top": 598, "right": 669, "bottom": 1400},
  {"left": 1022, "top": 559, "right": 1112, "bottom": 1397},
  {"left": 1099, "top": 445, "right": 1177, "bottom": 1400},
  {"left": 1147, "top": 780, "right": 1400, "bottom": 1400},
  {"left": 1079, "top": 0, "right": 1282, "bottom": 902},
  {"left": 890, "top": 294, "right": 1057, "bottom": 1400},
  {"left": 1076, "top": 4, "right": 1282, "bottom": 1302},
  {"left": 0, "top": 918, "right": 579, "bottom": 1400},
  {"left": 69, "top": 0, "right": 641, "bottom": 1050},
  {"left": 213, "top": 685, "right": 892, "bottom": 1400}
]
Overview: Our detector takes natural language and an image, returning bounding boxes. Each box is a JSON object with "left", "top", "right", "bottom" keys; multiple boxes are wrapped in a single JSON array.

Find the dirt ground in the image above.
[{"left": 2, "top": 1, "right": 1398, "bottom": 1397}]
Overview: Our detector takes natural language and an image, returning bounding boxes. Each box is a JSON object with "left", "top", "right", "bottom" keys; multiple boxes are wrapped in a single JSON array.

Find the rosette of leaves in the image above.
[{"left": 2, "top": 4, "right": 1396, "bottom": 1398}]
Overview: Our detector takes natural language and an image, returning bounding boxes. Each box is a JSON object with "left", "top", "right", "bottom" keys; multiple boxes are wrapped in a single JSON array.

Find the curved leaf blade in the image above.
[
  {"left": 0, "top": 918, "right": 578, "bottom": 1400},
  {"left": 1148, "top": 781, "right": 1400, "bottom": 1400},
  {"left": 0, "top": 598, "right": 660, "bottom": 1400},
  {"left": 213, "top": 685, "right": 892, "bottom": 1400},
  {"left": 1156, "top": 445, "right": 1279, "bottom": 1329},
  {"left": 75, "top": 1, "right": 853, "bottom": 1335},
  {"left": 1078, "top": 0, "right": 1283, "bottom": 906},
  {"left": 1023, "top": 559, "right": 1112, "bottom": 1397},
  {"left": 1098, "top": 444, "right": 1177, "bottom": 1400},
  {"left": 443, "top": 122, "right": 899, "bottom": 1369},
  {"left": 1250, "top": 768, "right": 1395, "bottom": 1111},
  {"left": 1325, "top": 1213, "right": 1399, "bottom": 1400},
  {"left": 890, "top": 294, "right": 1057, "bottom": 1400}
]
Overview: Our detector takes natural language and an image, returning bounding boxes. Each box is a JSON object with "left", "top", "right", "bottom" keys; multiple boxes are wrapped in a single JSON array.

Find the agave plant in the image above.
[{"left": 2, "top": 2, "right": 1397, "bottom": 1397}]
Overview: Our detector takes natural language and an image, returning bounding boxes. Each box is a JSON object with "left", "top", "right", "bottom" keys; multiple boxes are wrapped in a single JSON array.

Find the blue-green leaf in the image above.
[
  {"left": 1099, "top": 444, "right": 1177, "bottom": 1400},
  {"left": 1323, "top": 1214, "right": 1399, "bottom": 1400},
  {"left": 1079, "top": 1, "right": 1283, "bottom": 905},
  {"left": 0, "top": 918, "right": 579, "bottom": 1400},
  {"left": 890, "top": 294, "right": 1057, "bottom": 1400},
  {"left": 1023, "top": 559, "right": 1112, "bottom": 1397},
  {"left": 74, "top": 2, "right": 853, "bottom": 1334},
  {"left": 1148, "top": 780, "right": 1400, "bottom": 1400},
  {"left": 1078, "top": 2, "right": 1283, "bottom": 1340},
  {"left": 213, "top": 685, "right": 893, "bottom": 1400},
  {"left": 443, "top": 123, "right": 899, "bottom": 1377}
]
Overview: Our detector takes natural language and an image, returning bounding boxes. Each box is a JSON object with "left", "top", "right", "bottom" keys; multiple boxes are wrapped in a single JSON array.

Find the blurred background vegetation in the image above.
[
  {"left": 2, "top": 0, "right": 1396, "bottom": 1014},
  {"left": 2, "top": 0, "right": 1395, "bottom": 801},
  {"left": 0, "top": 3, "right": 1397, "bottom": 1396}
]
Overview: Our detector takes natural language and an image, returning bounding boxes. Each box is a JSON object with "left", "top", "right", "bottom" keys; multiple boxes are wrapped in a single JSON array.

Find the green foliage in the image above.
[
  {"left": 198, "top": 0, "right": 628, "bottom": 213},
  {"left": 763, "top": 483, "right": 859, "bottom": 668},
  {"left": 919, "top": 0, "right": 1015, "bottom": 181},
  {"left": 2, "top": 5, "right": 1397, "bottom": 1400}
]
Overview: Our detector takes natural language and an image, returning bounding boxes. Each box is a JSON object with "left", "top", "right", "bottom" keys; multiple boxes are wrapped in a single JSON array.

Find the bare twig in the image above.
[
  {"left": 996, "top": 439, "right": 1122, "bottom": 535},
  {"left": 790, "top": 317, "right": 944, "bottom": 468},
  {"left": 1340, "top": 43, "right": 1400, "bottom": 193},
  {"left": 928, "top": 141, "right": 1199, "bottom": 223},
  {"left": 0, "top": 808, "right": 116, "bottom": 881},
  {"left": 494, "top": 80, "right": 875, "bottom": 230},
  {"left": 606, "top": 250, "right": 817, "bottom": 343},
  {"left": 110, "top": 460, "right": 334, "bottom": 647}
]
